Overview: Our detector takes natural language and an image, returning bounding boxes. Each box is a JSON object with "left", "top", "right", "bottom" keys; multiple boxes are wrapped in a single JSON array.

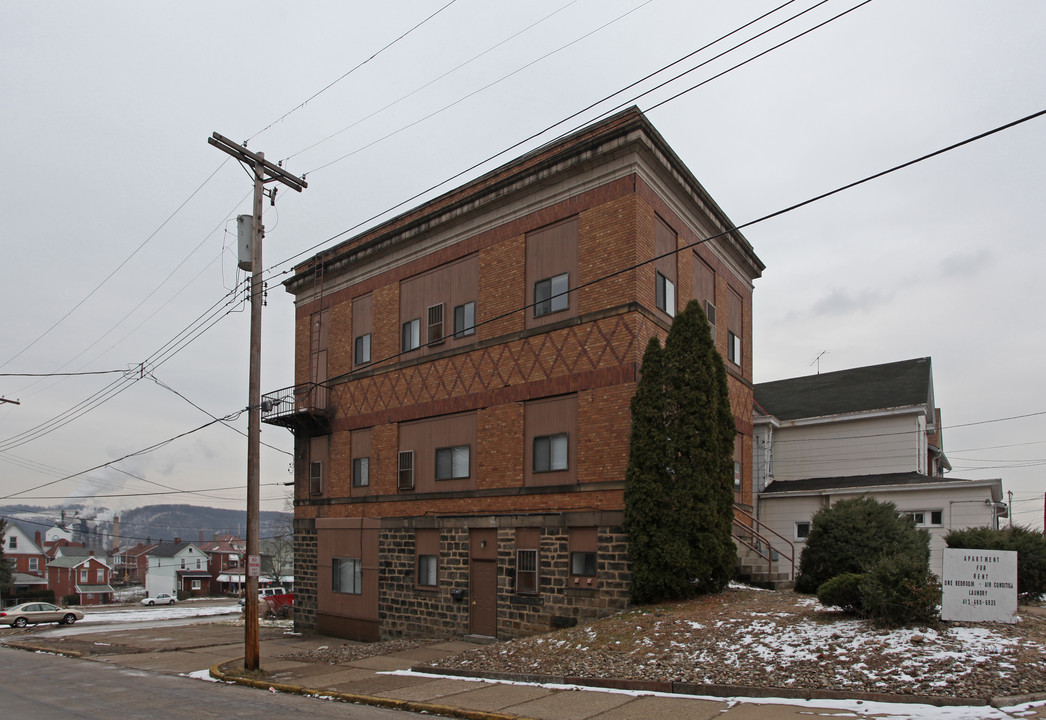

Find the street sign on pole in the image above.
[{"left": 247, "top": 554, "right": 260, "bottom": 578}]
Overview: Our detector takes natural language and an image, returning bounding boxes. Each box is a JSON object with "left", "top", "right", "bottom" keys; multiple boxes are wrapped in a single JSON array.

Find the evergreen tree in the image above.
[{"left": 625, "top": 300, "right": 737, "bottom": 603}]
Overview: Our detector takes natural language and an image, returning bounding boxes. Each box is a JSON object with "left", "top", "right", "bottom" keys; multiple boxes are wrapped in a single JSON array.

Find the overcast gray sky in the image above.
[{"left": 1, "top": 1, "right": 1043, "bottom": 527}]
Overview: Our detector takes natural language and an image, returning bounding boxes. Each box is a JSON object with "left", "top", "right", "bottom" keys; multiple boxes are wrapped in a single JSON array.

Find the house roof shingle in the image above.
[
  {"left": 760, "top": 472, "right": 995, "bottom": 494},
  {"left": 754, "top": 357, "right": 933, "bottom": 422}
]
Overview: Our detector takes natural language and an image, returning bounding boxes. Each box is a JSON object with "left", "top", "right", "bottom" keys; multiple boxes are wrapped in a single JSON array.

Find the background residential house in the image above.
[
  {"left": 145, "top": 541, "right": 210, "bottom": 599},
  {"left": 2, "top": 522, "right": 49, "bottom": 601},
  {"left": 750, "top": 358, "right": 1005, "bottom": 579},
  {"left": 110, "top": 541, "right": 157, "bottom": 585},
  {"left": 46, "top": 551, "right": 113, "bottom": 605},
  {"left": 263, "top": 107, "right": 764, "bottom": 641},
  {"left": 199, "top": 534, "right": 245, "bottom": 595}
]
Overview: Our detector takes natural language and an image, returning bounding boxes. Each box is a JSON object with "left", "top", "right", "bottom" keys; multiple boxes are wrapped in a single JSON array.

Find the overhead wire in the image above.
[
  {"left": 0, "top": 159, "right": 230, "bottom": 373},
  {"left": 247, "top": 0, "right": 459, "bottom": 141},
  {"left": 268, "top": 0, "right": 855, "bottom": 274}
]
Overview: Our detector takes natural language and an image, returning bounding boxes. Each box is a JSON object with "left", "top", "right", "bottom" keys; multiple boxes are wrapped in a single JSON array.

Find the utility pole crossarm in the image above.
[{"left": 207, "top": 132, "right": 308, "bottom": 192}]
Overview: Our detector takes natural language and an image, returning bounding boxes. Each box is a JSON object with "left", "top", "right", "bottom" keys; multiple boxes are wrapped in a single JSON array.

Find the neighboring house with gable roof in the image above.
[
  {"left": 46, "top": 550, "right": 113, "bottom": 605},
  {"left": 145, "top": 541, "right": 211, "bottom": 599},
  {"left": 2, "top": 521, "right": 50, "bottom": 600},
  {"left": 198, "top": 535, "right": 245, "bottom": 595},
  {"left": 750, "top": 357, "right": 1005, "bottom": 578}
]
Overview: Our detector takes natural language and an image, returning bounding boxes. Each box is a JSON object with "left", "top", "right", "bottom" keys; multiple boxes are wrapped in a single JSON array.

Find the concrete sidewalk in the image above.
[{"left": 4, "top": 621, "right": 1045, "bottom": 720}]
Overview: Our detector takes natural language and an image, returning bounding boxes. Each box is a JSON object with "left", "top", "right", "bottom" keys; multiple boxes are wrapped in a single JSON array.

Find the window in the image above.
[
  {"left": 656, "top": 272, "right": 675, "bottom": 316},
  {"left": 427, "top": 303, "right": 444, "bottom": 345},
  {"left": 310, "top": 461, "right": 323, "bottom": 495},
  {"left": 28, "top": 557, "right": 38, "bottom": 572},
  {"left": 196, "top": 559, "right": 202, "bottom": 569},
  {"left": 398, "top": 451, "right": 415, "bottom": 490},
  {"left": 533, "top": 433, "right": 568, "bottom": 472},
  {"left": 401, "top": 318, "right": 420, "bottom": 352},
  {"left": 353, "top": 457, "right": 370, "bottom": 487},
  {"left": 332, "top": 557, "right": 362, "bottom": 594},
  {"left": 795, "top": 522, "right": 811, "bottom": 540},
  {"left": 453, "top": 301, "right": 475, "bottom": 338},
  {"left": 907, "top": 511, "right": 944, "bottom": 527},
  {"left": 728, "top": 331, "right": 742, "bottom": 365},
  {"left": 571, "top": 551, "right": 597, "bottom": 577},
  {"left": 97, "top": 569, "right": 104, "bottom": 583},
  {"left": 570, "top": 527, "right": 597, "bottom": 579},
  {"left": 191, "top": 579, "right": 201, "bottom": 590},
  {"left": 354, "top": 333, "right": 371, "bottom": 365},
  {"left": 180, "top": 559, "right": 186, "bottom": 569},
  {"left": 516, "top": 549, "right": 538, "bottom": 594},
  {"left": 705, "top": 301, "right": 716, "bottom": 339},
  {"left": 417, "top": 555, "right": 437, "bottom": 587},
  {"left": 534, "top": 273, "right": 569, "bottom": 317},
  {"left": 8, "top": 536, "right": 15, "bottom": 549},
  {"left": 80, "top": 569, "right": 89, "bottom": 582},
  {"left": 435, "top": 445, "right": 470, "bottom": 480},
  {"left": 734, "top": 461, "right": 742, "bottom": 491}
]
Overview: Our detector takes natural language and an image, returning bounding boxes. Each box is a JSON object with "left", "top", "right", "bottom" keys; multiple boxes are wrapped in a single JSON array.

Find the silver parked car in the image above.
[
  {"left": 140, "top": 593, "right": 176, "bottom": 606},
  {"left": 0, "top": 602, "right": 84, "bottom": 628}
]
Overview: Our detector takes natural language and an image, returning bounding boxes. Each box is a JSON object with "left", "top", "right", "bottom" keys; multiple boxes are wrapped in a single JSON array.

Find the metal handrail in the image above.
[{"left": 732, "top": 505, "right": 795, "bottom": 581}]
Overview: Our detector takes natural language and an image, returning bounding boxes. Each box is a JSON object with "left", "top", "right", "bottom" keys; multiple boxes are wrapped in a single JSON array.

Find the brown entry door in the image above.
[{"left": 470, "top": 559, "right": 497, "bottom": 637}]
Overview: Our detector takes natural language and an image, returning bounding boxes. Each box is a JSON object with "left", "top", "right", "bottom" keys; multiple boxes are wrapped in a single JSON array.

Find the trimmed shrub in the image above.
[
  {"left": 795, "top": 496, "right": 930, "bottom": 594},
  {"left": 860, "top": 553, "right": 941, "bottom": 627},
  {"left": 945, "top": 525, "right": 1046, "bottom": 601},
  {"left": 64, "top": 594, "right": 79, "bottom": 606},
  {"left": 817, "top": 572, "right": 864, "bottom": 614}
]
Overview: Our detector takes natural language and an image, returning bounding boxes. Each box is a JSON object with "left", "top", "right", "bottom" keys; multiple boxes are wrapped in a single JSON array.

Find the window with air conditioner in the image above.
[
  {"left": 427, "top": 303, "right": 444, "bottom": 345},
  {"left": 398, "top": 451, "right": 415, "bottom": 490}
]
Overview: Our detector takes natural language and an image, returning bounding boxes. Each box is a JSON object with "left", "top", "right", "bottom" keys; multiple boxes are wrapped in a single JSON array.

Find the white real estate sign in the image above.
[{"left": 941, "top": 548, "right": 1017, "bottom": 623}]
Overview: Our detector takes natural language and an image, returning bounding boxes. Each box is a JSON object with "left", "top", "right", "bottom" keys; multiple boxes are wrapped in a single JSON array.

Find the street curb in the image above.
[
  {"left": 414, "top": 665, "right": 1033, "bottom": 709},
  {"left": 2, "top": 641, "right": 82, "bottom": 659},
  {"left": 209, "top": 661, "right": 536, "bottom": 720}
]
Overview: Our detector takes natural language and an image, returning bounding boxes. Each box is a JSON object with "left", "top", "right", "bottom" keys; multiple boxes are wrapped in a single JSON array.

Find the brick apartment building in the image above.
[{"left": 263, "top": 107, "right": 764, "bottom": 642}]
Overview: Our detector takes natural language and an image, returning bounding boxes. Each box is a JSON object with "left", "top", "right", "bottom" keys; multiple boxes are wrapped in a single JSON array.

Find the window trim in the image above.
[
  {"left": 533, "top": 433, "right": 569, "bottom": 473},
  {"left": 191, "top": 579, "right": 202, "bottom": 591},
  {"left": 435, "top": 444, "right": 470, "bottom": 480},
  {"left": 655, "top": 271, "right": 675, "bottom": 317},
  {"left": 332, "top": 557, "right": 363, "bottom": 594},
  {"left": 733, "top": 460, "right": 742, "bottom": 491},
  {"left": 534, "top": 272, "right": 569, "bottom": 318},
  {"left": 352, "top": 457, "right": 370, "bottom": 487},
  {"left": 795, "top": 521, "right": 811, "bottom": 540},
  {"left": 705, "top": 301, "right": 716, "bottom": 338},
  {"left": 28, "top": 557, "right": 38, "bottom": 572}
]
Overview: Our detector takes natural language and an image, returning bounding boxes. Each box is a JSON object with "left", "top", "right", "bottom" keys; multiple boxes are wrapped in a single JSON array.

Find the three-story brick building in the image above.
[{"left": 264, "top": 107, "right": 764, "bottom": 641}]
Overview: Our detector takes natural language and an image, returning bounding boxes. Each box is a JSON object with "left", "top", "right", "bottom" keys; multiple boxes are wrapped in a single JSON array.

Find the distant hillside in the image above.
[
  {"left": 115, "top": 504, "right": 290, "bottom": 544},
  {"left": 0, "top": 503, "right": 290, "bottom": 546}
]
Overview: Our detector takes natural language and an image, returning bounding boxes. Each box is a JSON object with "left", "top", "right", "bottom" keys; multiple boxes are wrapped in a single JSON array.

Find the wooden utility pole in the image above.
[{"left": 207, "top": 132, "right": 306, "bottom": 671}]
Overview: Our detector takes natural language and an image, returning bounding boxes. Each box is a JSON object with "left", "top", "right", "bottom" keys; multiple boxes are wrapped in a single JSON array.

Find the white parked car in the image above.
[{"left": 140, "top": 593, "right": 176, "bottom": 606}]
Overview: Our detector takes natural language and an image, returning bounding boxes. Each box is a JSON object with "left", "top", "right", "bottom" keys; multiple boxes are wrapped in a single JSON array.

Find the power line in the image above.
[
  {"left": 1, "top": 413, "right": 242, "bottom": 500},
  {"left": 0, "top": 159, "right": 230, "bottom": 372},
  {"left": 281, "top": 0, "right": 587, "bottom": 163},
  {"left": 314, "top": 106, "right": 1046, "bottom": 389},
  {"left": 261, "top": 0, "right": 815, "bottom": 276},
  {"left": 247, "top": 0, "right": 459, "bottom": 142}
]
